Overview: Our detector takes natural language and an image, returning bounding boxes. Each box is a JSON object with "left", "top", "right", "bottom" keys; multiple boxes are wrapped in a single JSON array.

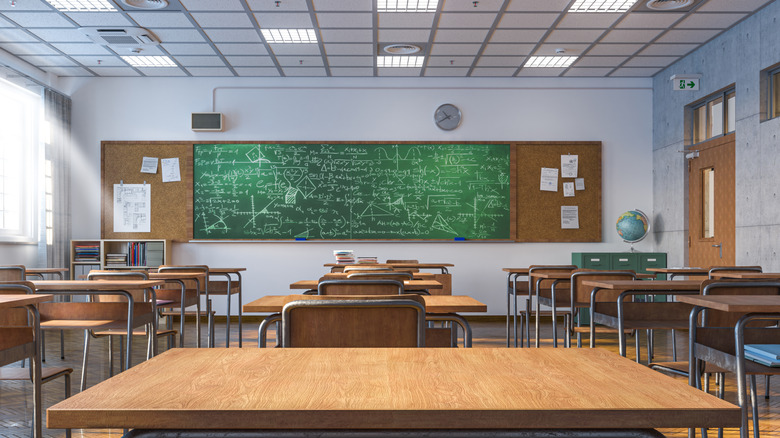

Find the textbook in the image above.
[{"left": 744, "top": 344, "right": 780, "bottom": 367}]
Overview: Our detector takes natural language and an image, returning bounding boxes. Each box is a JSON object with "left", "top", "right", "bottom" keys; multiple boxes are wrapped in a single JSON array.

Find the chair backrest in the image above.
[
  {"left": 570, "top": 269, "right": 638, "bottom": 305},
  {"left": 346, "top": 272, "right": 414, "bottom": 281},
  {"left": 281, "top": 294, "right": 426, "bottom": 347},
  {"left": 157, "top": 265, "right": 209, "bottom": 292},
  {"left": 0, "top": 266, "right": 26, "bottom": 281},
  {"left": 528, "top": 265, "right": 578, "bottom": 293},
  {"left": 707, "top": 265, "right": 762, "bottom": 279},
  {"left": 87, "top": 270, "right": 149, "bottom": 302},
  {"left": 386, "top": 259, "right": 420, "bottom": 272},
  {"left": 701, "top": 279, "right": 780, "bottom": 327},
  {"left": 318, "top": 279, "right": 404, "bottom": 295},
  {"left": 0, "top": 281, "right": 36, "bottom": 326}
]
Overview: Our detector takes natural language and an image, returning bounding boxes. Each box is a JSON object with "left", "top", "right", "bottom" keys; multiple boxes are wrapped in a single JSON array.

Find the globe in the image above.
[{"left": 616, "top": 210, "right": 649, "bottom": 243}]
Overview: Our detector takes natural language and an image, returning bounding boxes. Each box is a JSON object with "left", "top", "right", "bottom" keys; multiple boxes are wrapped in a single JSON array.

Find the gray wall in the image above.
[{"left": 653, "top": 0, "right": 780, "bottom": 269}]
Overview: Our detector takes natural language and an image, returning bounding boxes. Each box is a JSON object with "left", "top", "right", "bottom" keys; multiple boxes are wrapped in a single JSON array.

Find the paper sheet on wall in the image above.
[
  {"left": 140, "top": 157, "right": 158, "bottom": 174},
  {"left": 540, "top": 167, "right": 558, "bottom": 192},
  {"left": 161, "top": 158, "right": 181, "bottom": 183},
  {"left": 113, "top": 184, "right": 151, "bottom": 232},
  {"left": 575, "top": 178, "right": 585, "bottom": 190},
  {"left": 561, "top": 155, "right": 578, "bottom": 178},
  {"left": 563, "top": 182, "right": 575, "bottom": 197},
  {"left": 561, "top": 206, "right": 579, "bottom": 229}
]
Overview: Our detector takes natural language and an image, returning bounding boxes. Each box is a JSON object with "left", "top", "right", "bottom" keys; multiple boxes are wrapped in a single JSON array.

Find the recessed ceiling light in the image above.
[
  {"left": 261, "top": 29, "right": 317, "bottom": 44},
  {"left": 378, "top": 0, "right": 438, "bottom": 12},
  {"left": 383, "top": 44, "right": 421, "bottom": 55},
  {"left": 119, "top": 0, "right": 169, "bottom": 9},
  {"left": 524, "top": 56, "right": 578, "bottom": 68},
  {"left": 569, "top": 0, "right": 639, "bottom": 12},
  {"left": 45, "top": 0, "right": 116, "bottom": 11},
  {"left": 121, "top": 55, "right": 176, "bottom": 68},
  {"left": 377, "top": 56, "right": 424, "bottom": 68}
]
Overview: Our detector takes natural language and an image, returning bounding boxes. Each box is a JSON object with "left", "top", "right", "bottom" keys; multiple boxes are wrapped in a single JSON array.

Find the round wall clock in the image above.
[{"left": 434, "top": 104, "right": 462, "bottom": 131}]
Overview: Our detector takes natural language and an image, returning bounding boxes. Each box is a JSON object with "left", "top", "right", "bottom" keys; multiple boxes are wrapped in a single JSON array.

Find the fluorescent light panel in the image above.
[
  {"left": 261, "top": 29, "right": 317, "bottom": 44},
  {"left": 569, "top": 0, "right": 638, "bottom": 12},
  {"left": 377, "top": 56, "right": 424, "bottom": 68},
  {"left": 122, "top": 55, "right": 177, "bottom": 67},
  {"left": 378, "top": 0, "right": 438, "bottom": 12},
  {"left": 524, "top": 56, "right": 578, "bottom": 68},
  {"left": 45, "top": 0, "right": 116, "bottom": 11}
]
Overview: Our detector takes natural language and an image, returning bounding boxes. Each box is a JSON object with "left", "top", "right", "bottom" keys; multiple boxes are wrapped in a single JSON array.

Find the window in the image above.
[
  {"left": 771, "top": 67, "right": 780, "bottom": 120},
  {"left": 702, "top": 167, "right": 715, "bottom": 239},
  {"left": 689, "top": 88, "right": 735, "bottom": 144},
  {"left": 0, "top": 77, "right": 41, "bottom": 242}
]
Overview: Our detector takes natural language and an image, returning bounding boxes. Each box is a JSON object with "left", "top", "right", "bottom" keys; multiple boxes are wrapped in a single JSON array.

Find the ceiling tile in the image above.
[
  {"left": 320, "top": 29, "right": 372, "bottom": 43},
  {"left": 534, "top": 43, "right": 590, "bottom": 55},
  {"left": 424, "top": 67, "right": 470, "bottom": 76},
  {"left": 149, "top": 28, "right": 206, "bottom": 43},
  {"left": 0, "top": 28, "right": 38, "bottom": 42},
  {"left": 323, "top": 43, "right": 373, "bottom": 55},
  {"left": 254, "top": 12, "right": 313, "bottom": 27},
  {"left": 0, "top": 0, "right": 54, "bottom": 11},
  {"left": 476, "top": 56, "right": 524, "bottom": 67},
  {"left": 312, "top": 0, "right": 371, "bottom": 11},
  {"left": 186, "top": 66, "right": 234, "bottom": 76},
  {"left": 173, "top": 55, "right": 226, "bottom": 66},
  {"left": 181, "top": 0, "right": 245, "bottom": 11},
  {"left": 490, "top": 29, "right": 546, "bottom": 43},
  {"left": 316, "top": 12, "right": 372, "bottom": 28},
  {"left": 268, "top": 43, "right": 321, "bottom": 55},
  {"left": 656, "top": 28, "right": 720, "bottom": 43},
  {"left": 675, "top": 13, "right": 747, "bottom": 29},
  {"left": 556, "top": 12, "right": 621, "bottom": 28},
  {"left": 470, "top": 67, "right": 517, "bottom": 76},
  {"left": 600, "top": 28, "right": 664, "bottom": 43},
  {"left": 623, "top": 56, "right": 678, "bottom": 67},
  {"left": 204, "top": 28, "right": 261, "bottom": 43},
  {"left": 637, "top": 43, "right": 698, "bottom": 56},
  {"left": 572, "top": 56, "right": 627, "bottom": 67},
  {"left": 2, "top": 12, "right": 74, "bottom": 27},
  {"left": 437, "top": 13, "right": 498, "bottom": 28},
  {"left": 586, "top": 43, "right": 643, "bottom": 56},
  {"left": 215, "top": 42, "right": 269, "bottom": 55},
  {"left": 137, "top": 67, "right": 188, "bottom": 76},
  {"left": 616, "top": 12, "right": 685, "bottom": 28},
  {"left": 435, "top": 28, "right": 490, "bottom": 43},
  {"left": 0, "top": 16, "right": 14, "bottom": 27},
  {"left": 443, "top": 0, "right": 503, "bottom": 11},
  {"left": 1, "top": 42, "right": 60, "bottom": 55},
  {"left": 234, "top": 67, "right": 280, "bottom": 75},
  {"left": 330, "top": 67, "right": 373, "bottom": 76},
  {"left": 108, "top": 45, "right": 164, "bottom": 55},
  {"left": 326, "top": 56, "right": 373, "bottom": 66},
  {"left": 564, "top": 67, "right": 613, "bottom": 76},
  {"left": 18, "top": 55, "right": 77, "bottom": 66},
  {"left": 429, "top": 43, "right": 482, "bottom": 56},
  {"left": 51, "top": 43, "right": 111, "bottom": 55},
  {"left": 128, "top": 12, "right": 195, "bottom": 28},
  {"left": 506, "top": 0, "right": 569, "bottom": 12},
  {"left": 28, "top": 28, "right": 91, "bottom": 42},
  {"left": 90, "top": 66, "right": 141, "bottom": 76},
  {"left": 225, "top": 55, "right": 275, "bottom": 66},
  {"left": 697, "top": 0, "right": 773, "bottom": 12},
  {"left": 191, "top": 12, "right": 254, "bottom": 28},
  {"left": 378, "top": 67, "right": 421, "bottom": 76},
  {"left": 379, "top": 29, "right": 430, "bottom": 42},
  {"left": 64, "top": 12, "right": 133, "bottom": 26},
  {"left": 482, "top": 43, "right": 535, "bottom": 55},
  {"left": 42, "top": 66, "right": 93, "bottom": 76},
  {"left": 545, "top": 29, "right": 605, "bottom": 43},
  {"left": 377, "top": 13, "right": 434, "bottom": 28},
  {"left": 497, "top": 13, "right": 559, "bottom": 28},
  {"left": 248, "top": 0, "right": 310, "bottom": 11},
  {"left": 281, "top": 66, "right": 327, "bottom": 76},
  {"left": 427, "top": 56, "right": 474, "bottom": 67},
  {"left": 610, "top": 67, "right": 661, "bottom": 76},
  {"left": 276, "top": 55, "right": 324, "bottom": 66},
  {"left": 71, "top": 55, "right": 127, "bottom": 66},
  {"left": 162, "top": 43, "right": 217, "bottom": 55},
  {"left": 517, "top": 67, "right": 565, "bottom": 76}
]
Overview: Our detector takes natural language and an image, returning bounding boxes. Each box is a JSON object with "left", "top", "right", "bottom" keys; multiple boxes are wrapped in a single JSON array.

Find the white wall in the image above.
[{"left": 64, "top": 76, "right": 653, "bottom": 315}]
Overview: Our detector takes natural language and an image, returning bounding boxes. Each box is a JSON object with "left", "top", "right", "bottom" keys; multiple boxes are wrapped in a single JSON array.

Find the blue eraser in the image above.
[
  {"left": 295, "top": 237, "right": 306, "bottom": 241},
  {"left": 454, "top": 237, "right": 466, "bottom": 241}
]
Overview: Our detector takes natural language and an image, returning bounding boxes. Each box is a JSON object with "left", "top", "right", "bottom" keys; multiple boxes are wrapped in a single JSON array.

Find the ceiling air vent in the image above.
[
  {"left": 80, "top": 27, "right": 160, "bottom": 46},
  {"left": 383, "top": 44, "right": 422, "bottom": 55},
  {"left": 119, "top": 0, "right": 169, "bottom": 9},
  {"left": 637, "top": 0, "right": 700, "bottom": 12}
]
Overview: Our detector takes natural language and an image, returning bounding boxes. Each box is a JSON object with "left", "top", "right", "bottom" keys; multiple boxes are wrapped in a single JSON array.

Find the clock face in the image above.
[{"left": 434, "top": 104, "right": 461, "bottom": 131}]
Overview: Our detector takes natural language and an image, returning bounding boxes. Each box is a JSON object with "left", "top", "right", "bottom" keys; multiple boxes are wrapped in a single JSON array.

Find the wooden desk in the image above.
[
  {"left": 208, "top": 268, "right": 246, "bottom": 348},
  {"left": 47, "top": 347, "right": 739, "bottom": 436},
  {"left": 321, "top": 272, "right": 436, "bottom": 280},
  {"left": 0, "top": 293, "right": 53, "bottom": 438},
  {"left": 647, "top": 267, "right": 708, "bottom": 280},
  {"left": 148, "top": 272, "right": 206, "bottom": 348},
  {"left": 326, "top": 263, "right": 454, "bottom": 294},
  {"left": 244, "top": 294, "right": 487, "bottom": 314},
  {"left": 709, "top": 272, "right": 780, "bottom": 279},
  {"left": 290, "top": 279, "right": 443, "bottom": 291}
]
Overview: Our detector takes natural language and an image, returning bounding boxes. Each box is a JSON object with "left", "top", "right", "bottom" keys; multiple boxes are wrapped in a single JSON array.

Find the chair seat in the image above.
[
  {"left": 160, "top": 309, "right": 216, "bottom": 317},
  {"left": 41, "top": 320, "right": 133, "bottom": 330},
  {"left": 92, "top": 328, "right": 177, "bottom": 337},
  {"left": 0, "top": 366, "right": 73, "bottom": 382},
  {"left": 572, "top": 326, "right": 632, "bottom": 334}
]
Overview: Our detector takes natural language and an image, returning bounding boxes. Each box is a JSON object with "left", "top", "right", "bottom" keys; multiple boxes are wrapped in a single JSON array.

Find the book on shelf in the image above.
[{"left": 74, "top": 243, "right": 100, "bottom": 261}]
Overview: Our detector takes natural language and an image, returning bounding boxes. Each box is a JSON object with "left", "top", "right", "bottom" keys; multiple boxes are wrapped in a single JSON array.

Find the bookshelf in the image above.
[{"left": 70, "top": 239, "right": 170, "bottom": 279}]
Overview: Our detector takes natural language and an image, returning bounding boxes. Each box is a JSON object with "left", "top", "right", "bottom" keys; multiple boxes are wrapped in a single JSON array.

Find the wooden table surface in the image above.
[
  {"left": 0, "top": 294, "right": 54, "bottom": 309},
  {"left": 677, "top": 295, "right": 780, "bottom": 312},
  {"left": 581, "top": 279, "right": 702, "bottom": 291},
  {"left": 709, "top": 272, "right": 780, "bottom": 279},
  {"left": 502, "top": 267, "right": 530, "bottom": 275},
  {"left": 47, "top": 347, "right": 740, "bottom": 431},
  {"left": 321, "top": 272, "right": 436, "bottom": 280},
  {"left": 208, "top": 268, "right": 246, "bottom": 274},
  {"left": 30, "top": 280, "right": 165, "bottom": 290},
  {"left": 148, "top": 272, "right": 206, "bottom": 281},
  {"left": 290, "top": 279, "right": 442, "bottom": 290},
  {"left": 243, "top": 295, "right": 487, "bottom": 314},
  {"left": 325, "top": 263, "right": 454, "bottom": 269}
]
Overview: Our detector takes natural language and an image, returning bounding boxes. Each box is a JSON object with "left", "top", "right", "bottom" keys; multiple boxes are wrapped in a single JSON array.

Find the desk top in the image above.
[
  {"left": 209, "top": 268, "right": 246, "bottom": 274},
  {"left": 647, "top": 267, "right": 707, "bottom": 274},
  {"left": 31, "top": 280, "right": 165, "bottom": 291},
  {"left": 0, "top": 294, "right": 54, "bottom": 309},
  {"left": 502, "top": 268, "right": 530, "bottom": 274},
  {"left": 243, "top": 295, "right": 487, "bottom": 314},
  {"left": 148, "top": 272, "right": 206, "bottom": 281},
  {"left": 321, "top": 272, "right": 436, "bottom": 280},
  {"left": 291, "top": 279, "right": 442, "bottom": 290},
  {"left": 582, "top": 279, "right": 702, "bottom": 291},
  {"left": 709, "top": 272, "right": 780, "bottom": 279},
  {"left": 677, "top": 295, "right": 780, "bottom": 313},
  {"left": 47, "top": 347, "right": 739, "bottom": 430},
  {"left": 325, "top": 263, "right": 454, "bottom": 269}
]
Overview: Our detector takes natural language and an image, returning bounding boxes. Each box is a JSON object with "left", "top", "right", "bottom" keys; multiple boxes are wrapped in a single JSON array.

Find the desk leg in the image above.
[
  {"left": 506, "top": 272, "right": 512, "bottom": 348},
  {"left": 225, "top": 276, "right": 232, "bottom": 348},
  {"left": 237, "top": 272, "right": 243, "bottom": 348}
]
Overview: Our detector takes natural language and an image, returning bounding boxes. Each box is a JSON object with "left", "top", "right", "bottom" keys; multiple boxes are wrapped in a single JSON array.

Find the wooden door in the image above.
[{"left": 688, "top": 133, "right": 735, "bottom": 267}]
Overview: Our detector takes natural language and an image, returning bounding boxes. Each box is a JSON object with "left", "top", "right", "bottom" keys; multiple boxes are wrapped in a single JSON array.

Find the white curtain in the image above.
[{"left": 41, "top": 89, "right": 72, "bottom": 269}]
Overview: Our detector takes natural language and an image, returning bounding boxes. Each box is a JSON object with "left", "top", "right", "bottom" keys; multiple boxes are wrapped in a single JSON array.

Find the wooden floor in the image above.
[{"left": 2, "top": 317, "right": 780, "bottom": 437}]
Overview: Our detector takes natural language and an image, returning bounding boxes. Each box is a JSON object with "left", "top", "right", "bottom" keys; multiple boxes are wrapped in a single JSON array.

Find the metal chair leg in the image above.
[
  {"left": 80, "top": 330, "right": 90, "bottom": 392},
  {"left": 750, "top": 375, "right": 759, "bottom": 438}
]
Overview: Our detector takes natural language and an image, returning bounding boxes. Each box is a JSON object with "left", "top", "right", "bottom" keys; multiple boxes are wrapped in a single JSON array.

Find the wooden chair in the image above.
[
  {"left": 346, "top": 272, "right": 414, "bottom": 281},
  {"left": 529, "top": 265, "right": 578, "bottom": 347},
  {"left": 342, "top": 264, "right": 396, "bottom": 273},
  {"left": 0, "top": 281, "right": 72, "bottom": 438},
  {"left": 280, "top": 294, "right": 427, "bottom": 347},
  {"left": 317, "top": 279, "right": 404, "bottom": 295},
  {"left": 386, "top": 259, "right": 420, "bottom": 272},
  {"left": 157, "top": 265, "right": 214, "bottom": 347},
  {"left": 708, "top": 265, "right": 763, "bottom": 278}
]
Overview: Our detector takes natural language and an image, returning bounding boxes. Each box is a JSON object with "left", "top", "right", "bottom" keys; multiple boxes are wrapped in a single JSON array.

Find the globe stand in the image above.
[{"left": 618, "top": 209, "right": 649, "bottom": 253}]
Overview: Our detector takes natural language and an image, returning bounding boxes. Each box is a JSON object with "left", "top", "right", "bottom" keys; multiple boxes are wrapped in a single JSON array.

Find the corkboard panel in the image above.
[
  {"left": 515, "top": 142, "right": 602, "bottom": 242},
  {"left": 101, "top": 142, "right": 193, "bottom": 242}
]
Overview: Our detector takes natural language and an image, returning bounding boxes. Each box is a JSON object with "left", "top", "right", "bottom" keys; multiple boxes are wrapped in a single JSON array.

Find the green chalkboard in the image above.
[{"left": 193, "top": 143, "right": 511, "bottom": 240}]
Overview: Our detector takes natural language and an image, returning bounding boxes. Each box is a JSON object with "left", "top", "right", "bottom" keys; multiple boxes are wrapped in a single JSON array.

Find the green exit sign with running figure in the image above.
[{"left": 671, "top": 75, "right": 700, "bottom": 91}]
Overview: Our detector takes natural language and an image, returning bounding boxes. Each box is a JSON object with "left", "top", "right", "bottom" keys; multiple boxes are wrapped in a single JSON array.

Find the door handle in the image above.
[{"left": 712, "top": 243, "right": 723, "bottom": 259}]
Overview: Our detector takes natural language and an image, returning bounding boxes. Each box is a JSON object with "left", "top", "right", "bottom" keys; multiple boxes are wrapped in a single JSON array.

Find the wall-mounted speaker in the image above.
[{"left": 192, "top": 112, "right": 223, "bottom": 131}]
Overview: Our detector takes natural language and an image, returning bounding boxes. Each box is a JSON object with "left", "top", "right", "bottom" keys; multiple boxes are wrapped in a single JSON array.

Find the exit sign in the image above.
[{"left": 671, "top": 76, "right": 700, "bottom": 91}]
